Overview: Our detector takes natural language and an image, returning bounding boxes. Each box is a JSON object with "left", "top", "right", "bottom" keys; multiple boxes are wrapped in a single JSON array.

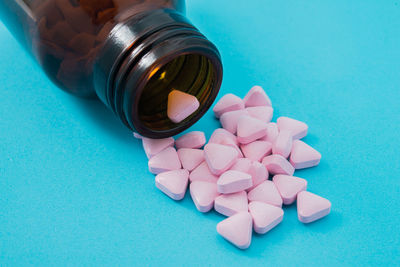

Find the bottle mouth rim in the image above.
[
  {"left": 129, "top": 46, "right": 223, "bottom": 138},
  {"left": 93, "top": 9, "right": 223, "bottom": 138}
]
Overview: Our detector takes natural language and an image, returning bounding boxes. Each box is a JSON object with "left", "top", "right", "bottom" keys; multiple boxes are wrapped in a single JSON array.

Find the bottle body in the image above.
[{"left": 0, "top": 0, "right": 223, "bottom": 138}]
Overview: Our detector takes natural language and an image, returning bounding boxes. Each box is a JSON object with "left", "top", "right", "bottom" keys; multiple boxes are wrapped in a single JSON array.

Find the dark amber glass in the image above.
[{"left": 0, "top": 0, "right": 223, "bottom": 138}]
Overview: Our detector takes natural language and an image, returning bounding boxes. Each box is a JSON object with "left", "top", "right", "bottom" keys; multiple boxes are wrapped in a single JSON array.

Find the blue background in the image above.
[{"left": 1, "top": 0, "right": 399, "bottom": 266}]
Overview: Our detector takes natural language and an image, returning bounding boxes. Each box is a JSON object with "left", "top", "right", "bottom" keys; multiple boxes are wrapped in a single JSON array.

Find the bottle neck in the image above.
[{"left": 94, "top": 9, "right": 223, "bottom": 138}]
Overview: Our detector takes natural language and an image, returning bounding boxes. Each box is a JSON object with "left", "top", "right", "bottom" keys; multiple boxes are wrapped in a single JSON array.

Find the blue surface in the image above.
[{"left": 1, "top": 0, "right": 400, "bottom": 266}]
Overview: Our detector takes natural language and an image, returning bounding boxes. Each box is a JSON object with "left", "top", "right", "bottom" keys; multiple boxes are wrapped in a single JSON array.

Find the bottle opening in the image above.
[{"left": 136, "top": 53, "right": 217, "bottom": 132}]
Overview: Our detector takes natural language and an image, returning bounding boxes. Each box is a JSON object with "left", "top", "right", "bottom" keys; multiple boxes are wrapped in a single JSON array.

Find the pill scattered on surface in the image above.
[
  {"left": 177, "top": 148, "right": 204, "bottom": 171},
  {"left": 214, "top": 191, "right": 248, "bottom": 217},
  {"left": 277, "top": 116, "right": 308, "bottom": 140},
  {"left": 190, "top": 181, "right": 220, "bottom": 212},
  {"left": 246, "top": 106, "right": 273, "bottom": 123},
  {"left": 262, "top": 154, "right": 295, "bottom": 176},
  {"left": 219, "top": 109, "right": 249, "bottom": 134},
  {"left": 216, "top": 211, "right": 253, "bottom": 249},
  {"left": 247, "top": 180, "right": 283, "bottom": 208},
  {"left": 272, "top": 130, "right": 293, "bottom": 158},
  {"left": 273, "top": 175, "right": 307, "bottom": 205},
  {"left": 189, "top": 161, "right": 219, "bottom": 183},
  {"left": 167, "top": 90, "right": 200, "bottom": 123},
  {"left": 297, "top": 191, "right": 331, "bottom": 223},
  {"left": 155, "top": 169, "right": 189, "bottom": 201},
  {"left": 243, "top": 85, "right": 272, "bottom": 107},
  {"left": 248, "top": 201, "right": 284, "bottom": 234},
  {"left": 142, "top": 136, "right": 174, "bottom": 159},
  {"left": 138, "top": 85, "right": 330, "bottom": 249},
  {"left": 148, "top": 146, "right": 181, "bottom": 174},
  {"left": 290, "top": 140, "right": 321, "bottom": 169},
  {"left": 204, "top": 143, "right": 238, "bottom": 175},
  {"left": 240, "top": 140, "right": 272, "bottom": 162},
  {"left": 217, "top": 170, "right": 253, "bottom": 194},
  {"left": 213, "top": 93, "right": 244, "bottom": 118},
  {"left": 237, "top": 115, "right": 268, "bottom": 144},
  {"left": 175, "top": 131, "right": 206, "bottom": 149}
]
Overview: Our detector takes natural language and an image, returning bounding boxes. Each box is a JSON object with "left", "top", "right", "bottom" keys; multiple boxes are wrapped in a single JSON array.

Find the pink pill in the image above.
[
  {"left": 204, "top": 143, "right": 239, "bottom": 175},
  {"left": 246, "top": 106, "right": 273, "bottom": 123},
  {"left": 142, "top": 137, "right": 174, "bottom": 159},
  {"left": 175, "top": 131, "right": 206, "bottom": 149},
  {"left": 230, "top": 158, "right": 252, "bottom": 173},
  {"left": 273, "top": 175, "right": 307, "bottom": 205},
  {"left": 262, "top": 154, "right": 295, "bottom": 176},
  {"left": 148, "top": 147, "right": 181, "bottom": 174},
  {"left": 247, "top": 180, "right": 283, "bottom": 207},
  {"left": 217, "top": 170, "right": 253, "bottom": 194},
  {"left": 214, "top": 191, "right": 248, "bottom": 217},
  {"left": 167, "top": 90, "right": 200, "bottom": 123},
  {"left": 209, "top": 128, "right": 238, "bottom": 146},
  {"left": 248, "top": 201, "right": 284, "bottom": 234},
  {"left": 189, "top": 161, "right": 219, "bottom": 183},
  {"left": 243, "top": 85, "right": 272, "bottom": 107},
  {"left": 177, "top": 148, "right": 204, "bottom": 171},
  {"left": 272, "top": 130, "right": 293, "bottom": 158},
  {"left": 133, "top": 132, "right": 142, "bottom": 139},
  {"left": 216, "top": 211, "right": 252, "bottom": 249},
  {"left": 219, "top": 109, "right": 249, "bottom": 134},
  {"left": 217, "top": 211, "right": 253, "bottom": 249},
  {"left": 190, "top": 181, "right": 220, "bottom": 212},
  {"left": 290, "top": 140, "right": 321, "bottom": 169},
  {"left": 237, "top": 116, "right": 268, "bottom": 144},
  {"left": 297, "top": 191, "right": 331, "bottom": 223},
  {"left": 240, "top": 140, "right": 272, "bottom": 162},
  {"left": 213, "top": 93, "right": 245, "bottom": 118},
  {"left": 259, "top": 122, "right": 279, "bottom": 143},
  {"left": 218, "top": 138, "right": 244, "bottom": 158},
  {"left": 247, "top": 161, "right": 268, "bottom": 191},
  {"left": 155, "top": 169, "right": 189, "bottom": 200},
  {"left": 277, "top": 116, "right": 308, "bottom": 139}
]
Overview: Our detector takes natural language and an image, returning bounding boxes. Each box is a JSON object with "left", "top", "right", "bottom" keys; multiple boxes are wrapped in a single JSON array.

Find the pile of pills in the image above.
[{"left": 134, "top": 86, "right": 331, "bottom": 249}]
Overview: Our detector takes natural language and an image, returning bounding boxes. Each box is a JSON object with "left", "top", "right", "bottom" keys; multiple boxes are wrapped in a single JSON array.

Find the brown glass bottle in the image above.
[{"left": 0, "top": 0, "right": 223, "bottom": 138}]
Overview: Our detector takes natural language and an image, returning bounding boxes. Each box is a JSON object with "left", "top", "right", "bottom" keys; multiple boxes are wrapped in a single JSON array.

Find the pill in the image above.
[
  {"left": 247, "top": 161, "right": 268, "bottom": 191},
  {"left": 230, "top": 158, "right": 252, "bottom": 173},
  {"left": 272, "top": 130, "right": 293, "bottom": 158},
  {"left": 218, "top": 138, "right": 244, "bottom": 158},
  {"left": 148, "top": 147, "right": 181, "bottom": 174},
  {"left": 216, "top": 211, "right": 252, "bottom": 249},
  {"left": 262, "top": 154, "right": 295, "bottom": 176},
  {"left": 247, "top": 180, "right": 283, "bottom": 208},
  {"left": 142, "top": 137, "right": 174, "bottom": 159},
  {"left": 167, "top": 90, "right": 200, "bottom": 123},
  {"left": 209, "top": 128, "right": 238, "bottom": 146},
  {"left": 214, "top": 191, "right": 248, "bottom": 217},
  {"left": 217, "top": 170, "right": 253, "bottom": 194},
  {"left": 277, "top": 117, "right": 308, "bottom": 140},
  {"left": 290, "top": 140, "right": 321, "bottom": 169},
  {"left": 175, "top": 131, "right": 206, "bottom": 149},
  {"left": 297, "top": 191, "right": 331, "bottom": 223},
  {"left": 204, "top": 143, "right": 239, "bottom": 175},
  {"left": 213, "top": 93, "right": 245, "bottom": 118},
  {"left": 190, "top": 181, "right": 220, "bottom": 212},
  {"left": 219, "top": 109, "right": 249, "bottom": 134},
  {"left": 155, "top": 169, "right": 189, "bottom": 201},
  {"left": 243, "top": 85, "right": 272, "bottom": 107},
  {"left": 248, "top": 201, "right": 284, "bottom": 234},
  {"left": 259, "top": 122, "right": 279, "bottom": 143},
  {"left": 237, "top": 116, "right": 268, "bottom": 144},
  {"left": 189, "top": 161, "right": 219, "bottom": 183},
  {"left": 246, "top": 106, "right": 273, "bottom": 123},
  {"left": 273, "top": 175, "right": 307, "bottom": 205},
  {"left": 177, "top": 148, "right": 204, "bottom": 171},
  {"left": 240, "top": 140, "right": 272, "bottom": 162}
]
